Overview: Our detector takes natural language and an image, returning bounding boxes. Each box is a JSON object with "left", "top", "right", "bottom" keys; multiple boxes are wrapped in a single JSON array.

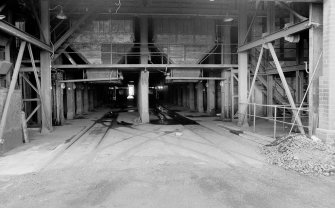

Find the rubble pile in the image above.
[{"left": 261, "top": 134, "right": 335, "bottom": 176}]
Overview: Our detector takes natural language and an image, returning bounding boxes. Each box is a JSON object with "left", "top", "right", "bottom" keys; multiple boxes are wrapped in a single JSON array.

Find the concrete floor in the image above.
[{"left": 0, "top": 108, "right": 335, "bottom": 208}]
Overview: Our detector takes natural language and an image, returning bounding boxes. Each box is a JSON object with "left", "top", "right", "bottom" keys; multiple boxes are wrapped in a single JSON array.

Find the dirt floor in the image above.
[{"left": 0, "top": 108, "right": 335, "bottom": 208}]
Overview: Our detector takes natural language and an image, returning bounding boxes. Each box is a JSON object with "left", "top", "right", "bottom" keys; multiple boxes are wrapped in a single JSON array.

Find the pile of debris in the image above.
[{"left": 261, "top": 134, "right": 335, "bottom": 176}]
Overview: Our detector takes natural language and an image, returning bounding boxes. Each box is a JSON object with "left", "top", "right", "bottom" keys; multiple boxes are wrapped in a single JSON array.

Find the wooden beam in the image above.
[
  {"left": 40, "top": 0, "right": 53, "bottom": 133},
  {"left": 238, "top": 20, "right": 311, "bottom": 52},
  {"left": 0, "top": 41, "right": 26, "bottom": 144},
  {"left": 268, "top": 42, "right": 305, "bottom": 134},
  {"left": 0, "top": 21, "right": 52, "bottom": 52},
  {"left": 53, "top": 64, "right": 238, "bottom": 69}
]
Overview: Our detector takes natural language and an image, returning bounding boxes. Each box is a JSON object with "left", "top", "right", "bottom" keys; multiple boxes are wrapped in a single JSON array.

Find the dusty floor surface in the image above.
[{"left": 0, "top": 110, "right": 335, "bottom": 208}]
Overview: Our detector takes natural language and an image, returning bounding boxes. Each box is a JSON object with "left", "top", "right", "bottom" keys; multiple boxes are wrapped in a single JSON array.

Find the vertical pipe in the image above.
[{"left": 253, "top": 103, "right": 256, "bottom": 132}]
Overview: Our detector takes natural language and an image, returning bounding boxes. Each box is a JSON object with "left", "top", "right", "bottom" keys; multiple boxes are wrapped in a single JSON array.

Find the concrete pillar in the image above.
[
  {"left": 40, "top": 0, "right": 52, "bottom": 132},
  {"left": 221, "top": 23, "right": 231, "bottom": 120},
  {"left": 182, "top": 86, "right": 188, "bottom": 107},
  {"left": 66, "top": 83, "right": 75, "bottom": 119},
  {"left": 138, "top": 71, "right": 149, "bottom": 123},
  {"left": 177, "top": 87, "right": 182, "bottom": 106},
  {"left": 137, "top": 16, "right": 150, "bottom": 123},
  {"left": 309, "top": 3, "right": 323, "bottom": 136},
  {"left": 188, "top": 83, "right": 195, "bottom": 111},
  {"left": 55, "top": 81, "right": 64, "bottom": 125},
  {"left": 316, "top": 0, "right": 335, "bottom": 144},
  {"left": 93, "top": 88, "right": 98, "bottom": 108},
  {"left": 237, "top": 1, "right": 249, "bottom": 126},
  {"left": 89, "top": 88, "right": 94, "bottom": 111},
  {"left": 76, "top": 84, "right": 83, "bottom": 115},
  {"left": 83, "top": 85, "right": 89, "bottom": 114},
  {"left": 221, "top": 70, "right": 231, "bottom": 120},
  {"left": 207, "top": 79, "right": 215, "bottom": 115},
  {"left": 196, "top": 82, "right": 204, "bottom": 113}
]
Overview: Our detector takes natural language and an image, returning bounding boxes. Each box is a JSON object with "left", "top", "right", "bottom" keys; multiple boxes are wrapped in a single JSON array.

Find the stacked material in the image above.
[{"left": 261, "top": 134, "right": 335, "bottom": 176}]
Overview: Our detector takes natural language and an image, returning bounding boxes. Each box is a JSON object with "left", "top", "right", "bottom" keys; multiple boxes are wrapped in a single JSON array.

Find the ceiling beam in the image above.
[
  {"left": 53, "top": 64, "right": 238, "bottom": 69},
  {"left": 0, "top": 20, "right": 52, "bottom": 52},
  {"left": 238, "top": 20, "right": 311, "bottom": 52}
]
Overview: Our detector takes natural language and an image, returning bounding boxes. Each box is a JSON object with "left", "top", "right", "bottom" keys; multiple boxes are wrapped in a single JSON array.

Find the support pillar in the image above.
[
  {"left": 309, "top": 3, "right": 323, "bottom": 136},
  {"left": 207, "top": 79, "right": 215, "bottom": 115},
  {"left": 177, "top": 86, "right": 182, "bottom": 106},
  {"left": 221, "top": 23, "right": 231, "bottom": 120},
  {"left": 137, "top": 16, "right": 150, "bottom": 123},
  {"left": 316, "top": 0, "right": 335, "bottom": 144},
  {"left": 89, "top": 87, "right": 94, "bottom": 111},
  {"left": 221, "top": 70, "right": 231, "bottom": 119},
  {"left": 188, "top": 83, "right": 195, "bottom": 111},
  {"left": 196, "top": 82, "right": 204, "bottom": 113},
  {"left": 182, "top": 86, "right": 188, "bottom": 107},
  {"left": 76, "top": 84, "right": 83, "bottom": 115},
  {"left": 40, "top": 0, "right": 52, "bottom": 132},
  {"left": 66, "top": 83, "right": 75, "bottom": 119},
  {"left": 83, "top": 85, "right": 89, "bottom": 114},
  {"left": 237, "top": 1, "right": 249, "bottom": 126},
  {"left": 55, "top": 81, "right": 64, "bottom": 125}
]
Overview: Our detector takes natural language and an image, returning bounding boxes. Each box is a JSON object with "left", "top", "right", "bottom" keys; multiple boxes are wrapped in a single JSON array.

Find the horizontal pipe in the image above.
[
  {"left": 58, "top": 78, "right": 121, "bottom": 83},
  {"left": 53, "top": 64, "right": 238, "bottom": 70},
  {"left": 166, "top": 77, "right": 226, "bottom": 80}
]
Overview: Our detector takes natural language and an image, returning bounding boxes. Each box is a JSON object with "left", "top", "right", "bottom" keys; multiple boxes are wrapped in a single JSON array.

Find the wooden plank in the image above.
[
  {"left": 268, "top": 42, "right": 305, "bottom": 134},
  {"left": 0, "top": 41, "right": 26, "bottom": 144}
]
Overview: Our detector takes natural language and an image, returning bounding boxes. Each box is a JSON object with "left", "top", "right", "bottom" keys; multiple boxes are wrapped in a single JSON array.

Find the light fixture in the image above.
[
  {"left": 0, "top": 15, "right": 5, "bottom": 20},
  {"left": 56, "top": 8, "right": 67, "bottom": 20},
  {"left": 223, "top": 13, "right": 234, "bottom": 22},
  {"left": 50, "top": 5, "right": 67, "bottom": 20}
]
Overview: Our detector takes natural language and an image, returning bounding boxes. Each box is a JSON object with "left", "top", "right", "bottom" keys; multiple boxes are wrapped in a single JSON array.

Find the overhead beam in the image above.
[
  {"left": 238, "top": 20, "right": 311, "bottom": 52},
  {"left": 53, "top": 64, "right": 238, "bottom": 69},
  {"left": 0, "top": 21, "right": 52, "bottom": 52}
]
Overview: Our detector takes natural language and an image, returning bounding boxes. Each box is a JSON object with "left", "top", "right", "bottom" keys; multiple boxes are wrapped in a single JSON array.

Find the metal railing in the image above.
[{"left": 240, "top": 102, "right": 309, "bottom": 139}]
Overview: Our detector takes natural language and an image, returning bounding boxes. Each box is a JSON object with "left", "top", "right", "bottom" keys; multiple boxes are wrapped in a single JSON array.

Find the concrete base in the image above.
[
  {"left": 316, "top": 128, "right": 335, "bottom": 146},
  {"left": 0, "top": 89, "right": 23, "bottom": 154}
]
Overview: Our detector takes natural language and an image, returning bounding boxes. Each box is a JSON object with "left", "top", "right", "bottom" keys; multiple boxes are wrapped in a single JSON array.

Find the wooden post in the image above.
[
  {"left": 66, "top": 83, "right": 75, "bottom": 119},
  {"left": 183, "top": 85, "right": 188, "bottom": 107},
  {"left": 89, "top": 87, "right": 94, "bottom": 111},
  {"left": 138, "top": 16, "right": 150, "bottom": 123},
  {"left": 0, "top": 41, "right": 26, "bottom": 144},
  {"left": 309, "top": 3, "right": 323, "bottom": 136},
  {"left": 76, "top": 84, "right": 83, "bottom": 116},
  {"left": 83, "top": 85, "right": 89, "bottom": 114},
  {"left": 237, "top": 1, "right": 249, "bottom": 126},
  {"left": 40, "top": 0, "right": 53, "bottom": 132},
  {"left": 196, "top": 82, "right": 204, "bottom": 113},
  {"left": 55, "top": 81, "right": 64, "bottom": 125},
  {"left": 207, "top": 78, "right": 215, "bottom": 115},
  {"left": 268, "top": 43, "right": 305, "bottom": 134},
  {"left": 188, "top": 83, "right": 195, "bottom": 111},
  {"left": 221, "top": 23, "right": 231, "bottom": 120}
]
